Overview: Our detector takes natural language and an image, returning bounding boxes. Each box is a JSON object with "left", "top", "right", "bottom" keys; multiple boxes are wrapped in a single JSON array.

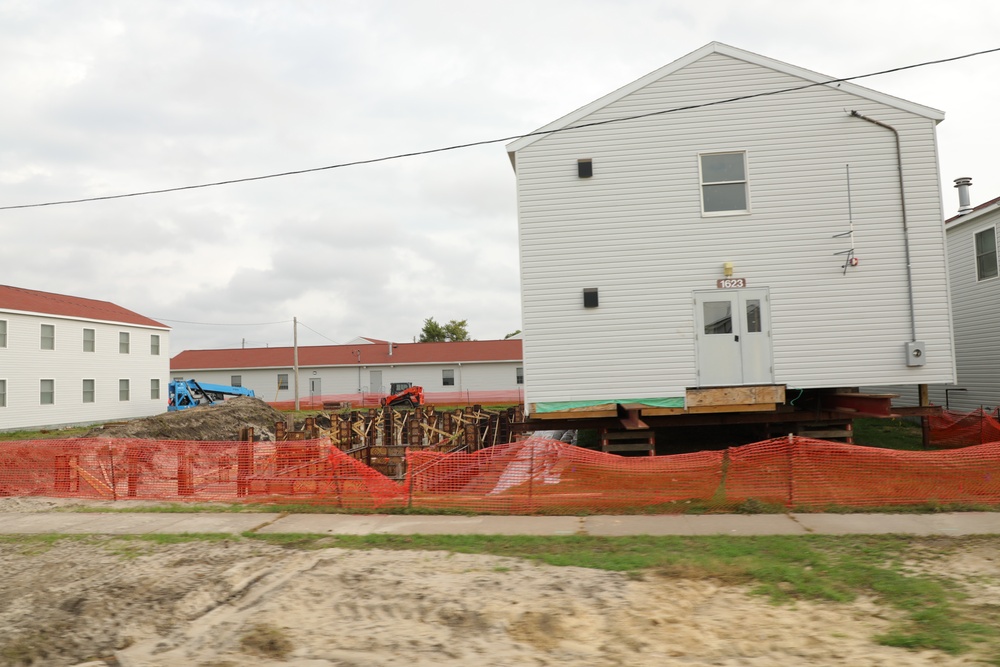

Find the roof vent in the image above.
[{"left": 954, "top": 177, "right": 973, "bottom": 215}]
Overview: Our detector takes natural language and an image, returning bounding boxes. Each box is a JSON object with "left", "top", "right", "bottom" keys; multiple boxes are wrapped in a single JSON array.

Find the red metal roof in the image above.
[
  {"left": 0, "top": 285, "right": 167, "bottom": 328},
  {"left": 171, "top": 339, "right": 523, "bottom": 370}
]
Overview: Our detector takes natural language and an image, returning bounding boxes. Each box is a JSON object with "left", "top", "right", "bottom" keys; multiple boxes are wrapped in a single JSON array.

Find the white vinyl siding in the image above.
[
  {"left": 83, "top": 328, "right": 95, "bottom": 352},
  {"left": 40, "top": 324, "right": 55, "bottom": 350},
  {"left": 511, "top": 48, "right": 954, "bottom": 406},
  {"left": 83, "top": 379, "right": 95, "bottom": 403}
]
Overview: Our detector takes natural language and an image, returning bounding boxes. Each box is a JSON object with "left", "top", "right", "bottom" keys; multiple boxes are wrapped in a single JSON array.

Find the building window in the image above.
[
  {"left": 119, "top": 332, "right": 130, "bottom": 354},
  {"left": 83, "top": 379, "right": 95, "bottom": 403},
  {"left": 83, "top": 328, "right": 95, "bottom": 352},
  {"left": 119, "top": 379, "right": 130, "bottom": 401},
  {"left": 151, "top": 378, "right": 160, "bottom": 400},
  {"left": 442, "top": 369, "right": 455, "bottom": 386},
  {"left": 277, "top": 374, "right": 289, "bottom": 390},
  {"left": 516, "top": 367, "right": 524, "bottom": 385},
  {"left": 0, "top": 320, "right": 7, "bottom": 348},
  {"left": 0, "top": 379, "right": 6, "bottom": 407},
  {"left": 699, "top": 152, "right": 749, "bottom": 214},
  {"left": 975, "top": 226, "right": 998, "bottom": 281},
  {"left": 231, "top": 375, "right": 242, "bottom": 387},
  {"left": 41, "top": 324, "right": 55, "bottom": 350},
  {"left": 150, "top": 334, "right": 160, "bottom": 355},
  {"left": 40, "top": 379, "right": 55, "bottom": 405}
]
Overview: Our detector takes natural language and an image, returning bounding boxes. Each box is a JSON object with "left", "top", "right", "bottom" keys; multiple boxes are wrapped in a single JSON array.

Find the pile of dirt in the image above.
[{"left": 81, "top": 397, "right": 288, "bottom": 441}]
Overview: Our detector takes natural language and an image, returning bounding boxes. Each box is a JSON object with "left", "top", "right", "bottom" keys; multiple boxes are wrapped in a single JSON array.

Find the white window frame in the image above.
[
  {"left": 150, "top": 378, "right": 160, "bottom": 400},
  {"left": 83, "top": 379, "right": 95, "bottom": 404},
  {"left": 516, "top": 367, "right": 524, "bottom": 385},
  {"left": 698, "top": 151, "right": 751, "bottom": 217},
  {"left": 231, "top": 375, "right": 242, "bottom": 388},
  {"left": 83, "top": 328, "right": 96, "bottom": 352},
  {"left": 41, "top": 323, "right": 55, "bottom": 350},
  {"left": 40, "top": 379, "right": 55, "bottom": 405},
  {"left": 975, "top": 225, "right": 998, "bottom": 282},
  {"left": 277, "top": 373, "right": 289, "bottom": 390},
  {"left": 119, "top": 378, "right": 130, "bottom": 401},
  {"left": 442, "top": 369, "right": 455, "bottom": 386},
  {"left": 150, "top": 334, "right": 160, "bottom": 355},
  {"left": 0, "top": 379, "right": 6, "bottom": 407},
  {"left": 119, "top": 332, "right": 130, "bottom": 354},
  {"left": 0, "top": 320, "right": 7, "bottom": 348}
]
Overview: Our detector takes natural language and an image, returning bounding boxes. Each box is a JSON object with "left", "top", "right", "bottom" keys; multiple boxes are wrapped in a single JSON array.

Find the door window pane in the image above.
[
  {"left": 746, "top": 299, "right": 762, "bottom": 333},
  {"left": 703, "top": 302, "right": 733, "bottom": 334}
]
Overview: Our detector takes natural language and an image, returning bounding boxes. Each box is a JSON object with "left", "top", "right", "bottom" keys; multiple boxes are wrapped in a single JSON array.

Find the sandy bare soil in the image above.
[{"left": 1, "top": 509, "right": 997, "bottom": 667}]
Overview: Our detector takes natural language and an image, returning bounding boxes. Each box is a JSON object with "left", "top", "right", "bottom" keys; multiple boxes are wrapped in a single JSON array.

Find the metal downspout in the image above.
[{"left": 849, "top": 110, "right": 918, "bottom": 343}]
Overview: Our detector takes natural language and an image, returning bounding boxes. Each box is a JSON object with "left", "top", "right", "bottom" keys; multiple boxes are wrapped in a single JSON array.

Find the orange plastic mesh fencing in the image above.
[
  {"left": 0, "top": 439, "right": 404, "bottom": 509},
  {"left": 404, "top": 436, "right": 724, "bottom": 513},
  {"left": 929, "top": 408, "right": 1000, "bottom": 449},
  {"left": 724, "top": 437, "right": 1000, "bottom": 508},
  {"left": 3, "top": 435, "right": 1000, "bottom": 512}
]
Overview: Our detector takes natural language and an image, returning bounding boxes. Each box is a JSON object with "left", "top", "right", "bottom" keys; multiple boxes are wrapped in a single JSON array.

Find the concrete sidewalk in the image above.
[{"left": 2, "top": 511, "right": 999, "bottom": 537}]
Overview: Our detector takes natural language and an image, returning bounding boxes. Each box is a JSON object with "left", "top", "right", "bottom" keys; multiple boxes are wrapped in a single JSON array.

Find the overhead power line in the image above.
[
  {"left": 2, "top": 45, "right": 998, "bottom": 212},
  {"left": 153, "top": 317, "right": 292, "bottom": 326}
]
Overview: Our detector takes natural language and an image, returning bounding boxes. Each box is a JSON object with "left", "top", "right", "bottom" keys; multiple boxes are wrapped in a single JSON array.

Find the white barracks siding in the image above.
[
  {"left": 507, "top": 43, "right": 955, "bottom": 413},
  {"left": 0, "top": 285, "right": 170, "bottom": 431}
]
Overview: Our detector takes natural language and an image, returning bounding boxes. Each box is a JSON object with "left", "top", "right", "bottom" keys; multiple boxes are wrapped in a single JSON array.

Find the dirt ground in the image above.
[
  {"left": 1, "top": 501, "right": 998, "bottom": 666},
  {"left": 81, "top": 397, "right": 290, "bottom": 442}
]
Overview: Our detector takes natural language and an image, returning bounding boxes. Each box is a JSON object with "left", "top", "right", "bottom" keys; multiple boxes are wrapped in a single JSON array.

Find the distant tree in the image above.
[
  {"left": 504, "top": 329, "right": 521, "bottom": 339},
  {"left": 419, "top": 317, "right": 470, "bottom": 342}
]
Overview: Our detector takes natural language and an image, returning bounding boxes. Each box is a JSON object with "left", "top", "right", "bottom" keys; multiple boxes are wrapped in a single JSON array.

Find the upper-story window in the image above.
[
  {"left": 0, "top": 320, "right": 7, "bottom": 348},
  {"left": 150, "top": 334, "right": 160, "bottom": 355},
  {"left": 119, "top": 332, "right": 130, "bottom": 354},
  {"left": 699, "top": 152, "right": 750, "bottom": 215},
  {"left": 975, "top": 226, "right": 998, "bottom": 281},
  {"left": 83, "top": 328, "right": 95, "bottom": 352},
  {"left": 516, "top": 367, "right": 524, "bottom": 385},
  {"left": 41, "top": 324, "right": 55, "bottom": 350}
]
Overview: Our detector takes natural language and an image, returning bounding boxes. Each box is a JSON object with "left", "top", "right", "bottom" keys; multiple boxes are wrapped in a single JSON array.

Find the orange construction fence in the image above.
[
  {"left": 929, "top": 408, "right": 1000, "bottom": 449},
  {"left": 2, "top": 435, "right": 999, "bottom": 513}
]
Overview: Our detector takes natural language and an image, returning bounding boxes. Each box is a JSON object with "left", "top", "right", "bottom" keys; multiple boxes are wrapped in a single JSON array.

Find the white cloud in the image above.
[{"left": 2, "top": 0, "right": 998, "bottom": 356}]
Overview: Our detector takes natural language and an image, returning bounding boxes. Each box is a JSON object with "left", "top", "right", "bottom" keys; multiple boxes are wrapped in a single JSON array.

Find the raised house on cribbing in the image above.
[
  {"left": 0, "top": 285, "right": 171, "bottom": 431},
  {"left": 506, "top": 42, "right": 956, "bottom": 426},
  {"left": 169, "top": 337, "right": 524, "bottom": 406},
  {"left": 939, "top": 181, "right": 1000, "bottom": 413}
]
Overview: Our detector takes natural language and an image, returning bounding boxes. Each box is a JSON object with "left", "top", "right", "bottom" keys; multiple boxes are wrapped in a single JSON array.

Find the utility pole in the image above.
[{"left": 293, "top": 317, "right": 300, "bottom": 411}]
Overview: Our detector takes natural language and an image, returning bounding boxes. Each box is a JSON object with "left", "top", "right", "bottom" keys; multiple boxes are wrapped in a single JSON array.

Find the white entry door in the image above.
[
  {"left": 309, "top": 378, "right": 321, "bottom": 398},
  {"left": 694, "top": 288, "right": 773, "bottom": 387}
]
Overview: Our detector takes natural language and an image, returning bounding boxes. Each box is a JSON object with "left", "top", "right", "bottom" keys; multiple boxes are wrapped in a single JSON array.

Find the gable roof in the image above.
[
  {"left": 171, "top": 338, "right": 523, "bottom": 371},
  {"left": 506, "top": 42, "right": 945, "bottom": 162},
  {"left": 0, "top": 285, "right": 167, "bottom": 329}
]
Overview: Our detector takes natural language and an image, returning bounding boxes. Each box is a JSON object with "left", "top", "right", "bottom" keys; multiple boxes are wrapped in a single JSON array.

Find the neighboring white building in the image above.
[
  {"left": 506, "top": 42, "right": 956, "bottom": 417},
  {"left": 0, "top": 285, "right": 171, "bottom": 431},
  {"left": 170, "top": 338, "right": 524, "bottom": 405}
]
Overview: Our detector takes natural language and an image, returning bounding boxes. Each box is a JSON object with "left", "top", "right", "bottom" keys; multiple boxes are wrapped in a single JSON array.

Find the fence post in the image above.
[{"left": 177, "top": 445, "right": 194, "bottom": 496}]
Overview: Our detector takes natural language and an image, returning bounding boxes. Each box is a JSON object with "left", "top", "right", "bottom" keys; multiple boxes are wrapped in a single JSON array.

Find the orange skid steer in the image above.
[{"left": 381, "top": 382, "right": 425, "bottom": 408}]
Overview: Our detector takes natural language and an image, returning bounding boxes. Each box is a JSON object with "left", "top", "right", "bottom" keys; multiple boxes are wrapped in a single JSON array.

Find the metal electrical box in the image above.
[{"left": 905, "top": 341, "right": 926, "bottom": 367}]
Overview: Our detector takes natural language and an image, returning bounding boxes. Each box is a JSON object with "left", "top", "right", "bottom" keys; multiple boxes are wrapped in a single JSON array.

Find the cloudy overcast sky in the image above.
[{"left": 2, "top": 0, "right": 998, "bottom": 355}]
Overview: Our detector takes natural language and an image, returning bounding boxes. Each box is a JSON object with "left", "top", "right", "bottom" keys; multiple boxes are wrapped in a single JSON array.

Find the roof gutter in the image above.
[{"left": 849, "top": 110, "right": 918, "bottom": 343}]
